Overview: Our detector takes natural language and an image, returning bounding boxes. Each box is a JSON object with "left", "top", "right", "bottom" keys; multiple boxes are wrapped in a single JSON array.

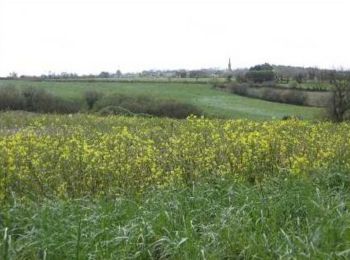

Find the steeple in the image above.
[{"left": 228, "top": 58, "right": 232, "bottom": 72}]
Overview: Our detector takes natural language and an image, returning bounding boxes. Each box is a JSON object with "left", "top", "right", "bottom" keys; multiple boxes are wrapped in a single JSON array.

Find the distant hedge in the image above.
[
  {"left": 0, "top": 86, "right": 203, "bottom": 118},
  {"left": 223, "top": 83, "right": 307, "bottom": 106},
  {"left": 0, "top": 86, "right": 80, "bottom": 113},
  {"left": 95, "top": 94, "right": 202, "bottom": 118}
]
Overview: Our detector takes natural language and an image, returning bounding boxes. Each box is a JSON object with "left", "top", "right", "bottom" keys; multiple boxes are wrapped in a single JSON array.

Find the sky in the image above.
[{"left": 0, "top": 0, "right": 349, "bottom": 76}]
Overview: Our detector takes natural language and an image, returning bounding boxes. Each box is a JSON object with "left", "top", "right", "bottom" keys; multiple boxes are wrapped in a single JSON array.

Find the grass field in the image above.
[
  {"left": 0, "top": 79, "right": 323, "bottom": 119},
  {"left": 1, "top": 113, "right": 350, "bottom": 259}
]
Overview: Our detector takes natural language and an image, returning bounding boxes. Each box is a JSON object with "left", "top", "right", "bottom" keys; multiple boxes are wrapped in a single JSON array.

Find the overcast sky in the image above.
[{"left": 0, "top": 0, "right": 349, "bottom": 76}]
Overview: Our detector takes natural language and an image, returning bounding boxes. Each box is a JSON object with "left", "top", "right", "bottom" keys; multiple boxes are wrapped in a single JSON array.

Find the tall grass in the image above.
[{"left": 1, "top": 173, "right": 350, "bottom": 259}]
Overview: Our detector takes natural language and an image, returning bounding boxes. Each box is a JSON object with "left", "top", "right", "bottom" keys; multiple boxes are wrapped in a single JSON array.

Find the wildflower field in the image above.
[{"left": 1, "top": 112, "right": 350, "bottom": 258}]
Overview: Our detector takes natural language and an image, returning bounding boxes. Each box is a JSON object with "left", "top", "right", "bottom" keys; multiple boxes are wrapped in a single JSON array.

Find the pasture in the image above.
[{"left": 0, "top": 79, "right": 323, "bottom": 119}]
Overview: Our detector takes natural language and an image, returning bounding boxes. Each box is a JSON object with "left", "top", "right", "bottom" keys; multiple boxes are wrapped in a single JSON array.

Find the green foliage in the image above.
[
  {"left": 246, "top": 70, "right": 275, "bottom": 83},
  {"left": 249, "top": 63, "right": 274, "bottom": 71},
  {"left": 0, "top": 85, "right": 24, "bottom": 110},
  {"left": 0, "top": 86, "right": 80, "bottom": 114},
  {"left": 0, "top": 79, "right": 323, "bottom": 119},
  {"left": 96, "top": 94, "right": 202, "bottom": 118},
  {"left": 83, "top": 90, "right": 103, "bottom": 110},
  {"left": 262, "top": 88, "right": 307, "bottom": 105},
  {"left": 228, "top": 82, "right": 307, "bottom": 106},
  {"left": 2, "top": 173, "right": 350, "bottom": 259},
  {"left": 0, "top": 113, "right": 350, "bottom": 258},
  {"left": 246, "top": 63, "right": 276, "bottom": 83}
]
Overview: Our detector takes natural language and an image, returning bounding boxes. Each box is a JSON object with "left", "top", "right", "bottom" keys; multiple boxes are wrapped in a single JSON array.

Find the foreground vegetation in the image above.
[
  {"left": 0, "top": 80, "right": 323, "bottom": 119},
  {"left": 2, "top": 113, "right": 350, "bottom": 202},
  {"left": 2, "top": 173, "right": 350, "bottom": 259},
  {"left": 2, "top": 113, "right": 350, "bottom": 258}
]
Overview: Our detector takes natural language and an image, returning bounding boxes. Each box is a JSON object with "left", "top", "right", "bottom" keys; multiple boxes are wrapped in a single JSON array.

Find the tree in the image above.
[
  {"left": 245, "top": 63, "right": 275, "bottom": 83},
  {"left": 328, "top": 72, "right": 350, "bottom": 122},
  {"left": 176, "top": 70, "right": 187, "bottom": 78},
  {"left": 116, "top": 70, "right": 122, "bottom": 78},
  {"left": 99, "top": 72, "right": 110, "bottom": 78},
  {"left": 8, "top": 72, "right": 18, "bottom": 79}
]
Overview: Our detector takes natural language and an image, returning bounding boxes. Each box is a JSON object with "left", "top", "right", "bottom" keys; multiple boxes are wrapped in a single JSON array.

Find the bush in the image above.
[
  {"left": 0, "top": 86, "right": 80, "bottom": 114},
  {"left": 96, "top": 94, "right": 202, "bottom": 118},
  {"left": 21, "top": 87, "right": 80, "bottom": 113},
  {"left": 148, "top": 100, "right": 202, "bottom": 118},
  {"left": 280, "top": 90, "right": 306, "bottom": 105},
  {"left": 228, "top": 83, "right": 248, "bottom": 96},
  {"left": 262, "top": 88, "right": 306, "bottom": 105},
  {"left": 236, "top": 73, "right": 247, "bottom": 83},
  {"left": 84, "top": 90, "right": 103, "bottom": 110},
  {"left": 224, "top": 82, "right": 307, "bottom": 106},
  {"left": 0, "top": 86, "right": 24, "bottom": 110}
]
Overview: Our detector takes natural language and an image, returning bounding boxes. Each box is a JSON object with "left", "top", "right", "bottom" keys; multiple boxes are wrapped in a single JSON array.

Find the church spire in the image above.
[{"left": 228, "top": 58, "right": 232, "bottom": 72}]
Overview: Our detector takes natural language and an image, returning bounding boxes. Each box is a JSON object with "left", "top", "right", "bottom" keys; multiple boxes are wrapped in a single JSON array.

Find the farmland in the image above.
[
  {"left": 1, "top": 112, "right": 350, "bottom": 258},
  {"left": 2, "top": 0, "right": 350, "bottom": 257},
  {"left": 0, "top": 79, "right": 323, "bottom": 119}
]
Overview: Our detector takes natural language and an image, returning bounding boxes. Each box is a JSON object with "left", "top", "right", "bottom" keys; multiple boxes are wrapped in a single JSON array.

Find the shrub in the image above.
[
  {"left": 280, "top": 90, "right": 306, "bottom": 105},
  {"left": 236, "top": 73, "right": 247, "bottom": 83},
  {"left": 261, "top": 88, "right": 280, "bottom": 102},
  {"left": 148, "top": 100, "right": 202, "bottom": 119},
  {"left": 0, "top": 86, "right": 80, "bottom": 114},
  {"left": 228, "top": 83, "right": 248, "bottom": 96},
  {"left": 84, "top": 90, "right": 103, "bottom": 110},
  {"left": 261, "top": 88, "right": 306, "bottom": 105},
  {"left": 0, "top": 86, "right": 24, "bottom": 110},
  {"left": 22, "top": 87, "right": 80, "bottom": 114},
  {"left": 96, "top": 94, "right": 202, "bottom": 118}
]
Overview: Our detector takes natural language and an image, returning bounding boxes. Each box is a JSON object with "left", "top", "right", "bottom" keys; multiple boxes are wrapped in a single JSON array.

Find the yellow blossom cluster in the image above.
[{"left": 1, "top": 114, "right": 349, "bottom": 201}]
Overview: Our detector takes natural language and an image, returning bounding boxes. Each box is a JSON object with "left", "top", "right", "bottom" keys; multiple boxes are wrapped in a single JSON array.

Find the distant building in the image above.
[{"left": 228, "top": 58, "right": 232, "bottom": 72}]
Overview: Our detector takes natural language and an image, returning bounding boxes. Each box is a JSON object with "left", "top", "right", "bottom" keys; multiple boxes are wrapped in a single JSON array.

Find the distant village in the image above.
[{"left": 4, "top": 60, "right": 346, "bottom": 82}]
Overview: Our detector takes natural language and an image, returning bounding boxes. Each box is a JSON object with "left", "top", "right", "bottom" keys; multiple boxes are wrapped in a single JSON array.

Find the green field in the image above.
[{"left": 0, "top": 79, "right": 323, "bottom": 119}]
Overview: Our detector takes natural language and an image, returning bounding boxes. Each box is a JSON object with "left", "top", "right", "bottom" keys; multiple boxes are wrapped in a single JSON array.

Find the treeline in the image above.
[
  {"left": 5, "top": 68, "right": 225, "bottom": 80},
  {"left": 273, "top": 65, "right": 350, "bottom": 84},
  {"left": 6, "top": 65, "right": 349, "bottom": 82},
  {"left": 232, "top": 63, "right": 350, "bottom": 85}
]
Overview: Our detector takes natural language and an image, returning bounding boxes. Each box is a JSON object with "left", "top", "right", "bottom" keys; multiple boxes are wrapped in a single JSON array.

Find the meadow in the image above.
[
  {"left": 1, "top": 112, "right": 350, "bottom": 259},
  {"left": 0, "top": 80, "right": 323, "bottom": 119}
]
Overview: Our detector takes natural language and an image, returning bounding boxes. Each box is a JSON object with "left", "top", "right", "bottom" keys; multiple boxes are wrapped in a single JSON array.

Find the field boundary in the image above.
[{"left": 216, "top": 83, "right": 332, "bottom": 107}]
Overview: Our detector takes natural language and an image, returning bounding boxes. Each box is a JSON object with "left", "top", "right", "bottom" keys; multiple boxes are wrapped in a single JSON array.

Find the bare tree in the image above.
[{"left": 328, "top": 72, "right": 350, "bottom": 122}]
